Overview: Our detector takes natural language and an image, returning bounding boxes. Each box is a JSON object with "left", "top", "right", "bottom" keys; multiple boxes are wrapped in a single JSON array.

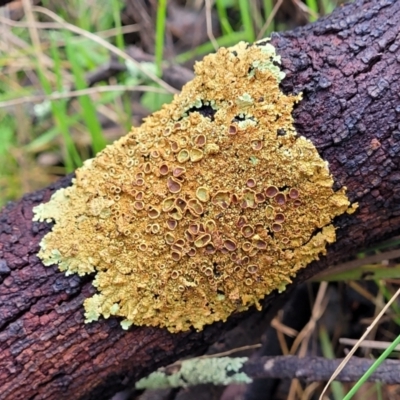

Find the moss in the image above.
[
  {"left": 135, "top": 357, "right": 251, "bottom": 389},
  {"left": 33, "top": 39, "right": 353, "bottom": 332}
]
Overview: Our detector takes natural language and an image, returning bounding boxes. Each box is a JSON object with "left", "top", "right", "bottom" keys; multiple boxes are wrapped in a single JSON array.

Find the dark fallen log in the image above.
[
  {"left": 0, "top": 0, "right": 399, "bottom": 399},
  {"left": 245, "top": 355, "right": 400, "bottom": 384},
  {"left": 135, "top": 355, "right": 400, "bottom": 388}
]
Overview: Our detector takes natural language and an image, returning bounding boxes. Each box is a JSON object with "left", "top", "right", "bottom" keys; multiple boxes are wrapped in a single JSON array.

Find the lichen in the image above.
[
  {"left": 33, "top": 39, "right": 352, "bottom": 332},
  {"left": 135, "top": 357, "right": 251, "bottom": 389}
]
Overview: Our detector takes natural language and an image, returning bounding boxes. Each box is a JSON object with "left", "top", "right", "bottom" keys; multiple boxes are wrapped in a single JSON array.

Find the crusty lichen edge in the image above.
[
  {"left": 135, "top": 357, "right": 251, "bottom": 389},
  {"left": 32, "top": 38, "right": 356, "bottom": 333}
]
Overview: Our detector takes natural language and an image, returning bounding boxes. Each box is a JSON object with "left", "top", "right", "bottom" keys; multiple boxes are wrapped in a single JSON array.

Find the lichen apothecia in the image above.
[{"left": 33, "top": 40, "right": 354, "bottom": 333}]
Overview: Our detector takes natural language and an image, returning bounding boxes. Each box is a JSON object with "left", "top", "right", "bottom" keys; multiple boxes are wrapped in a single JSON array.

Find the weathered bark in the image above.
[
  {"left": 0, "top": 1, "right": 399, "bottom": 399},
  {"left": 246, "top": 355, "right": 400, "bottom": 384},
  {"left": 140, "top": 355, "right": 400, "bottom": 386}
]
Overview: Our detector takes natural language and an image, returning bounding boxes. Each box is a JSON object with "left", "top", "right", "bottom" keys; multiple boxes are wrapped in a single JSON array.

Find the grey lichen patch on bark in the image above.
[{"left": 135, "top": 357, "right": 251, "bottom": 389}]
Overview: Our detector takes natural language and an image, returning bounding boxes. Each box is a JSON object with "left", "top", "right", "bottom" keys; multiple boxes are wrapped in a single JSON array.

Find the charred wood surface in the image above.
[{"left": 0, "top": 1, "right": 399, "bottom": 399}]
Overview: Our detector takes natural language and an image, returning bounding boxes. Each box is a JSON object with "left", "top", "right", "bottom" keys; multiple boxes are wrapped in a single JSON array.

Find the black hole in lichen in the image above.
[
  {"left": 217, "top": 290, "right": 225, "bottom": 296},
  {"left": 226, "top": 369, "right": 238, "bottom": 378},
  {"left": 231, "top": 50, "right": 238, "bottom": 56},
  {"left": 277, "top": 128, "right": 286, "bottom": 136},
  {"left": 186, "top": 103, "right": 216, "bottom": 121},
  {"left": 212, "top": 262, "right": 221, "bottom": 276},
  {"left": 278, "top": 185, "right": 289, "bottom": 191},
  {"left": 232, "top": 114, "right": 246, "bottom": 122},
  {"left": 232, "top": 115, "right": 255, "bottom": 124}
]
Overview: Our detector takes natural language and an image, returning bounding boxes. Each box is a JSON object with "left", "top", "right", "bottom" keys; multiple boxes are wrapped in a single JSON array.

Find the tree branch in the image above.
[
  {"left": 247, "top": 355, "right": 400, "bottom": 384},
  {"left": 0, "top": 1, "right": 399, "bottom": 399},
  {"left": 136, "top": 355, "right": 400, "bottom": 388}
]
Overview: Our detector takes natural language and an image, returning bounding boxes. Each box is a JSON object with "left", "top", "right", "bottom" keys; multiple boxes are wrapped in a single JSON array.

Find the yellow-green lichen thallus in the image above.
[{"left": 33, "top": 40, "right": 353, "bottom": 333}]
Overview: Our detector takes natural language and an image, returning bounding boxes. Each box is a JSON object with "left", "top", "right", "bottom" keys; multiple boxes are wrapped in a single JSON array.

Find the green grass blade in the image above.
[
  {"left": 343, "top": 334, "right": 400, "bottom": 400},
  {"left": 0, "top": 117, "right": 13, "bottom": 157},
  {"left": 375, "top": 381, "right": 383, "bottom": 400},
  {"left": 155, "top": 0, "right": 167, "bottom": 77},
  {"left": 49, "top": 36, "right": 82, "bottom": 169},
  {"left": 111, "top": 0, "right": 125, "bottom": 51},
  {"left": 33, "top": 39, "right": 81, "bottom": 171},
  {"left": 313, "top": 264, "right": 400, "bottom": 282},
  {"left": 319, "top": 326, "right": 346, "bottom": 400},
  {"left": 53, "top": 102, "right": 82, "bottom": 171},
  {"left": 238, "top": 0, "right": 255, "bottom": 42},
  {"left": 305, "top": 0, "right": 319, "bottom": 22},
  {"left": 320, "top": 0, "right": 336, "bottom": 14},
  {"left": 65, "top": 37, "right": 107, "bottom": 155},
  {"left": 24, "top": 126, "right": 60, "bottom": 153},
  {"left": 216, "top": 0, "right": 234, "bottom": 35}
]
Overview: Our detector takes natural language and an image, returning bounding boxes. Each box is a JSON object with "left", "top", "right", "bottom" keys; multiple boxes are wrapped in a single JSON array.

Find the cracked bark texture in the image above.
[{"left": 0, "top": 0, "right": 399, "bottom": 399}]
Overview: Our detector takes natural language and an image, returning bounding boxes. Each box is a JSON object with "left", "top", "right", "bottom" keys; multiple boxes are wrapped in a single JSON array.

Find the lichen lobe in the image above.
[
  {"left": 33, "top": 40, "right": 351, "bottom": 332},
  {"left": 135, "top": 357, "right": 251, "bottom": 389}
]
